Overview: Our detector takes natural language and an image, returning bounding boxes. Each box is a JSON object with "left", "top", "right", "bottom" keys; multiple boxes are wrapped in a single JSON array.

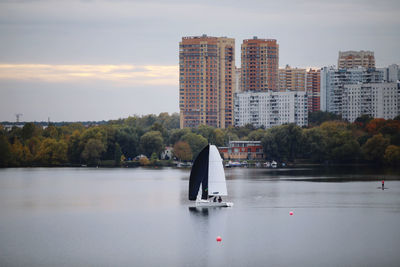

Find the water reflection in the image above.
[
  {"left": 1, "top": 167, "right": 400, "bottom": 267},
  {"left": 188, "top": 206, "right": 209, "bottom": 216}
]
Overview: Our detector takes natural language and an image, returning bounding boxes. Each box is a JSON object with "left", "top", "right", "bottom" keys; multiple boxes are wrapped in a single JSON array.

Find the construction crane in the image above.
[{"left": 15, "top": 113, "right": 23, "bottom": 123}]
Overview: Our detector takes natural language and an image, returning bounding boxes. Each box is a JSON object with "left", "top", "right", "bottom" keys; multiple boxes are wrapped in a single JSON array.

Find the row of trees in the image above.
[{"left": 1, "top": 112, "right": 400, "bottom": 167}]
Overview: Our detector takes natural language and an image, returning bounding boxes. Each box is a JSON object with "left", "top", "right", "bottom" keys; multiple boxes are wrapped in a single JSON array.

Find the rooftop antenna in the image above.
[{"left": 15, "top": 113, "right": 23, "bottom": 123}]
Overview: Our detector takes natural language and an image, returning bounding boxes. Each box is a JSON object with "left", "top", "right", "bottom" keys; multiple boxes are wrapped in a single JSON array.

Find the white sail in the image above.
[{"left": 208, "top": 145, "right": 227, "bottom": 196}]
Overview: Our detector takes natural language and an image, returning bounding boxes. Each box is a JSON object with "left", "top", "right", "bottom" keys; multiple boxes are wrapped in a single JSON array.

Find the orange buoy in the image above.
[{"left": 216, "top": 236, "right": 222, "bottom": 242}]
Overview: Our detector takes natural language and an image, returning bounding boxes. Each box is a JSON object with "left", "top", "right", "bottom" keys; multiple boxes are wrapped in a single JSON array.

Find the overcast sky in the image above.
[{"left": 1, "top": 0, "right": 399, "bottom": 122}]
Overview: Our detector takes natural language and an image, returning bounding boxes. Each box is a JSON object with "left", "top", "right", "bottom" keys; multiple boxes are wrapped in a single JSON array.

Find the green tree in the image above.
[
  {"left": 150, "top": 152, "right": 159, "bottom": 165},
  {"left": 169, "top": 128, "right": 191, "bottom": 145},
  {"left": 67, "top": 130, "right": 82, "bottom": 163},
  {"left": 302, "top": 127, "right": 328, "bottom": 162},
  {"left": 262, "top": 124, "right": 308, "bottom": 162},
  {"left": 151, "top": 122, "right": 168, "bottom": 141},
  {"left": 181, "top": 132, "right": 208, "bottom": 159},
  {"left": 139, "top": 131, "right": 164, "bottom": 157},
  {"left": 21, "top": 122, "right": 40, "bottom": 141},
  {"left": 173, "top": 141, "right": 193, "bottom": 161},
  {"left": 43, "top": 126, "right": 62, "bottom": 140},
  {"left": 115, "top": 127, "right": 139, "bottom": 159},
  {"left": 261, "top": 131, "right": 279, "bottom": 160},
  {"left": 330, "top": 137, "right": 360, "bottom": 162},
  {"left": 320, "top": 122, "right": 361, "bottom": 162},
  {"left": 81, "top": 138, "right": 106, "bottom": 164},
  {"left": 308, "top": 111, "right": 342, "bottom": 126},
  {"left": 214, "top": 129, "right": 225, "bottom": 146},
  {"left": 0, "top": 135, "right": 12, "bottom": 166},
  {"left": 247, "top": 129, "right": 266, "bottom": 141},
  {"left": 384, "top": 145, "right": 400, "bottom": 166},
  {"left": 114, "top": 143, "right": 122, "bottom": 166},
  {"left": 361, "top": 134, "right": 390, "bottom": 162},
  {"left": 196, "top": 125, "right": 216, "bottom": 144}
]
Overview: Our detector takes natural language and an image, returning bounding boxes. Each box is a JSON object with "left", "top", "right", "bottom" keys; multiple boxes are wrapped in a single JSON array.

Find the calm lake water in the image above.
[{"left": 0, "top": 167, "right": 400, "bottom": 267}]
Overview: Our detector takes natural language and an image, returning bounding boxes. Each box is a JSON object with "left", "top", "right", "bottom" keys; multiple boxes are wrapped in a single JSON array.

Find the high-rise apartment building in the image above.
[
  {"left": 320, "top": 66, "right": 383, "bottom": 115},
  {"left": 338, "top": 51, "right": 375, "bottom": 69},
  {"left": 234, "top": 91, "right": 308, "bottom": 128},
  {"left": 342, "top": 83, "right": 399, "bottom": 122},
  {"left": 241, "top": 37, "right": 279, "bottom": 92},
  {"left": 235, "top": 67, "right": 242, "bottom": 93},
  {"left": 278, "top": 65, "right": 306, "bottom": 92},
  {"left": 179, "top": 35, "right": 235, "bottom": 128},
  {"left": 306, "top": 68, "right": 321, "bottom": 112},
  {"left": 378, "top": 64, "right": 400, "bottom": 83}
]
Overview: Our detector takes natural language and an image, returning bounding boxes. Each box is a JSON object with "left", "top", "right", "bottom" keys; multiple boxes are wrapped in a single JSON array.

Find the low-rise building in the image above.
[
  {"left": 219, "top": 141, "right": 264, "bottom": 160},
  {"left": 161, "top": 146, "right": 173, "bottom": 160},
  {"left": 234, "top": 91, "right": 308, "bottom": 128}
]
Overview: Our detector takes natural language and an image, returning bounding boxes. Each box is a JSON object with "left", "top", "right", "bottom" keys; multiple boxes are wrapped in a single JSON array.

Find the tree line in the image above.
[{"left": 1, "top": 112, "right": 400, "bottom": 167}]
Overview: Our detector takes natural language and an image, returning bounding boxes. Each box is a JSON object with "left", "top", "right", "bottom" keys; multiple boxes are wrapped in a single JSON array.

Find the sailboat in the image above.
[{"left": 188, "top": 144, "right": 233, "bottom": 207}]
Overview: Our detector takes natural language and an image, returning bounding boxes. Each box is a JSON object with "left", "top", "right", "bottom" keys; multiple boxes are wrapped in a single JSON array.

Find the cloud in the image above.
[{"left": 0, "top": 64, "right": 179, "bottom": 86}]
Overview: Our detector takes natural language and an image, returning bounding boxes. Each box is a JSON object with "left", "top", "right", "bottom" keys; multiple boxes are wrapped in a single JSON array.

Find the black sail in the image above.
[{"left": 188, "top": 145, "right": 209, "bottom": 201}]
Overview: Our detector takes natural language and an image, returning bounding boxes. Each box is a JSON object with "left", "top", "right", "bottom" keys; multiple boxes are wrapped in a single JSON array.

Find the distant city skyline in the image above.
[{"left": 1, "top": 0, "right": 399, "bottom": 122}]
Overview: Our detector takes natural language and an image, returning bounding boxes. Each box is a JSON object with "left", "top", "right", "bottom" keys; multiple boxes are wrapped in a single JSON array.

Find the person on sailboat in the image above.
[
  {"left": 213, "top": 196, "right": 217, "bottom": 202},
  {"left": 218, "top": 196, "right": 222, "bottom": 203}
]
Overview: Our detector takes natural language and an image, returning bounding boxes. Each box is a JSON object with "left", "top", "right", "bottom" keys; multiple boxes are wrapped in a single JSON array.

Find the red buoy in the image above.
[
  {"left": 289, "top": 211, "right": 294, "bottom": 216},
  {"left": 216, "top": 236, "right": 222, "bottom": 242}
]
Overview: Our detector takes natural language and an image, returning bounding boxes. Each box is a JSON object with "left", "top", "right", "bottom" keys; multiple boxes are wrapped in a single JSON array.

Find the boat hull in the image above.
[{"left": 195, "top": 201, "right": 233, "bottom": 207}]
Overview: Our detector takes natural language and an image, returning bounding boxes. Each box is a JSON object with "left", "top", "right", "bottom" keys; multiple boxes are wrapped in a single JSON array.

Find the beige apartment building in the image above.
[
  {"left": 179, "top": 35, "right": 235, "bottom": 128},
  {"left": 278, "top": 65, "right": 306, "bottom": 91},
  {"left": 338, "top": 50, "right": 375, "bottom": 69},
  {"left": 306, "top": 68, "right": 321, "bottom": 112},
  {"left": 241, "top": 37, "right": 279, "bottom": 92}
]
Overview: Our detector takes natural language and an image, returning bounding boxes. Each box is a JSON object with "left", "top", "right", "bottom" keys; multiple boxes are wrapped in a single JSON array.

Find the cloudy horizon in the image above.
[{"left": 1, "top": 0, "right": 399, "bottom": 122}]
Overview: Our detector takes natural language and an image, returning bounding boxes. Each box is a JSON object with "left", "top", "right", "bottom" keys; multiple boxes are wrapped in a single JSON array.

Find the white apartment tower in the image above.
[
  {"left": 342, "top": 83, "right": 399, "bottom": 122},
  {"left": 320, "top": 67, "right": 383, "bottom": 115}
]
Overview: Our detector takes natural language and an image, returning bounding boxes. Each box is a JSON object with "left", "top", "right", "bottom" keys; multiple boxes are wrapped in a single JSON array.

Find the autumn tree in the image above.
[
  {"left": 35, "top": 138, "right": 68, "bottom": 165},
  {"left": 139, "top": 156, "right": 150, "bottom": 166},
  {"left": 173, "top": 141, "right": 192, "bottom": 161}
]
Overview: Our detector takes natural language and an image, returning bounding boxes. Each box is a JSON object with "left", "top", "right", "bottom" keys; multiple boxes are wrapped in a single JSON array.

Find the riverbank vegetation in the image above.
[{"left": 1, "top": 112, "right": 400, "bottom": 167}]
